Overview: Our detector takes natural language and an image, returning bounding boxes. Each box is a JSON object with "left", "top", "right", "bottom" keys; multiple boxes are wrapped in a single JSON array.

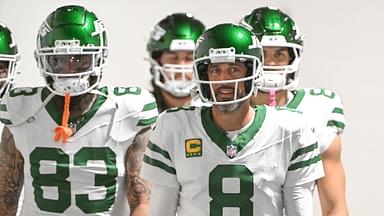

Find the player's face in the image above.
[
  {"left": 0, "top": 61, "right": 9, "bottom": 88},
  {"left": 46, "top": 54, "right": 93, "bottom": 75},
  {"left": 159, "top": 50, "right": 193, "bottom": 80},
  {"left": 207, "top": 62, "right": 247, "bottom": 102},
  {"left": 263, "top": 47, "right": 292, "bottom": 67}
]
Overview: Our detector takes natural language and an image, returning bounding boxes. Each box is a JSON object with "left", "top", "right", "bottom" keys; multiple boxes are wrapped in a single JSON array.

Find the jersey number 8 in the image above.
[{"left": 209, "top": 164, "right": 253, "bottom": 215}]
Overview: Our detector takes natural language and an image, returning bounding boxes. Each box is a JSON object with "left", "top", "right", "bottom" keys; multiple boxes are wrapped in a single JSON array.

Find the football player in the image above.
[
  {"left": 142, "top": 23, "right": 324, "bottom": 215},
  {"left": 0, "top": 5, "right": 157, "bottom": 215},
  {"left": 147, "top": 13, "right": 205, "bottom": 112},
  {"left": 241, "top": 6, "right": 348, "bottom": 216},
  {"left": 0, "top": 22, "right": 21, "bottom": 216}
]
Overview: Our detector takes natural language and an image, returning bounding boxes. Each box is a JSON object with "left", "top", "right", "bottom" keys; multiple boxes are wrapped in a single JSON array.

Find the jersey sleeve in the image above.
[
  {"left": 0, "top": 93, "right": 12, "bottom": 126},
  {"left": 129, "top": 87, "right": 158, "bottom": 129},
  {"left": 110, "top": 87, "right": 158, "bottom": 141},
  {"left": 141, "top": 113, "right": 179, "bottom": 190},
  {"left": 319, "top": 91, "right": 346, "bottom": 152},
  {"left": 0, "top": 87, "right": 42, "bottom": 127},
  {"left": 326, "top": 91, "right": 346, "bottom": 134},
  {"left": 285, "top": 122, "right": 324, "bottom": 188}
]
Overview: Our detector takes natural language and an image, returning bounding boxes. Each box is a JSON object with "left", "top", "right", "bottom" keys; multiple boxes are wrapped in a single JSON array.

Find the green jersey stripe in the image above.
[
  {"left": 327, "top": 120, "right": 345, "bottom": 129},
  {"left": 147, "top": 141, "right": 172, "bottom": 161},
  {"left": 332, "top": 107, "right": 344, "bottom": 114},
  {"left": 287, "top": 89, "right": 305, "bottom": 109},
  {"left": 143, "top": 155, "right": 176, "bottom": 175},
  {"left": 0, "top": 104, "right": 7, "bottom": 111},
  {"left": 142, "top": 102, "right": 157, "bottom": 112},
  {"left": 0, "top": 118, "right": 12, "bottom": 125},
  {"left": 137, "top": 116, "right": 157, "bottom": 126},
  {"left": 288, "top": 154, "right": 321, "bottom": 171},
  {"left": 290, "top": 143, "right": 318, "bottom": 161}
]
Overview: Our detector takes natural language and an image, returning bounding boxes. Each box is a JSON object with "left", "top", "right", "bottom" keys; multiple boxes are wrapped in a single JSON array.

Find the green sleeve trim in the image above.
[
  {"left": 288, "top": 155, "right": 321, "bottom": 171},
  {"left": 0, "top": 104, "right": 7, "bottom": 111},
  {"left": 142, "top": 102, "right": 157, "bottom": 112},
  {"left": 290, "top": 143, "right": 318, "bottom": 161},
  {"left": 0, "top": 118, "right": 12, "bottom": 125},
  {"left": 137, "top": 116, "right": 157, "bottom": 126},
  {"left": 147, "top": 141, "right": 172, "bottom": 161},
  {"left": 332, "top": 107, "right": 344, "bottom": 114},
  {"left": 327, "top": 120, "right": 345, "bottom": 129},
  {"left": 143, "top": 155, "right": 176, "bottom": 175}
]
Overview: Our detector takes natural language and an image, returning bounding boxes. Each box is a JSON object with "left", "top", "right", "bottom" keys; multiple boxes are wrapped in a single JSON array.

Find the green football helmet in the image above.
[
  {"left": 0, "top": 23, "right": 19, "bottom": 98},
  {"left": 193, "top": 23, "right": 263, "bottom": 105},
  {"left": 147, "top": 13, "right": 205, "bottom": 97},
  {"left": 35, "top": 5, "right": 108, "bottom": 96},
  {"left": 241, "top": 6, "right": 303, "bottom": 91}
]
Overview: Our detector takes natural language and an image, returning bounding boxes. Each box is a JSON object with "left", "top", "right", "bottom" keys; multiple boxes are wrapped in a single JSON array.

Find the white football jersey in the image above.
[
  {"left": 286, "top": 88, "right": 345, "bottom": 153},
  {"left": 0, "top": 86, "right": 158, "bottom": 216},
  {"left": 142, "top": 105, "right": 324, "bottom": 216}
]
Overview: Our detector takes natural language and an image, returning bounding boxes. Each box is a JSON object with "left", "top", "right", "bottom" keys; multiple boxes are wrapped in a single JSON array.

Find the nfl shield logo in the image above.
[{"left": 226, "top": 144, "right": 237, "bottom": 158}]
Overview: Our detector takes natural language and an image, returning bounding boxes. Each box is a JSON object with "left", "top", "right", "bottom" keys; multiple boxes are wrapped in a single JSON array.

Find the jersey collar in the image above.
[
  {"left": 286, "top": 89, "right": 305, "bottom": 109},
  {"left": 41, "top": 87, "right": 108, "bottom": 132},
  {"left": 201, "top": 105, "right": 266, "bottom": 158}
]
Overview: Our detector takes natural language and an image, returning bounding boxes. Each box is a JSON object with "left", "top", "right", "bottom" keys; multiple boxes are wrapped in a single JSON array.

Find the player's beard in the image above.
[
  {"left": 52, "top": 93, "right": 97, "bottom": 117},
  {"left": 216, "top": 100, "right": 244, "bottom": 113}
]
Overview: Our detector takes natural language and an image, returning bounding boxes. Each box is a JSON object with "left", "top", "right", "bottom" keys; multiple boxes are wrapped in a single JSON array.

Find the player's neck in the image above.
[
  {"left": 211, "top": 100, "right": 254, "bottom": 132},
  {"left": 251, "top": 90, "right": 288, "bottom": 107},
  {"left": 52, "top": 93, "right": 98, "bottom": 118}
]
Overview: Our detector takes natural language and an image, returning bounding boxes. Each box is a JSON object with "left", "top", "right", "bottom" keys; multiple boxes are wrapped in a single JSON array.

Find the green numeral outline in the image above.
[
  {"left": 113, "top": 87, "right": 141, "bottom": 96},
  {"left": 10, "top": 87, "right": 38, "bottom": 97},
  {"left": 309, "top": 88, "right": 335, "bottom": 99},
  {"left": 30, "top": 147, "right": 117, "bottom": 213},
  {"left": 209, "top": 164, "right": 253, "bottom": 216}
]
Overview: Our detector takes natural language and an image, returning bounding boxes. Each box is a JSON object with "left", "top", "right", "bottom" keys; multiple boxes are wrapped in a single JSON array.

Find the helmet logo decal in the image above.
[
  {"left": 38, "top": 22, "right": 51, "bottom": 38},
  {"left": 209, "top": 47, "right": 235, "bottom": 63},
  {"left": 195, "top": 35, "right": 204, "bottom": 48},
  {"left": 150, "top": 25, "right": 166, "bottom": 41},
  {"left": 92, "top": 20, "right": 105, "bottom": 37},
  {"left": 9, "top": 33, "right": 16, "bottom": 48},
  {"left": 249, "top": 35, "right": 261, "bottom": 49}
]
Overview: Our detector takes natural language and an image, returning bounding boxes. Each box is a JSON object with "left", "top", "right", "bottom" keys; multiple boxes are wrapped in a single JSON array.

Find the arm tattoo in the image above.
[
  {"left": 0, "top": 127, "right": 24, "bottom": 215},
  {"left": 126, "top": 127, "right": 151, "bottom": 213}
]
